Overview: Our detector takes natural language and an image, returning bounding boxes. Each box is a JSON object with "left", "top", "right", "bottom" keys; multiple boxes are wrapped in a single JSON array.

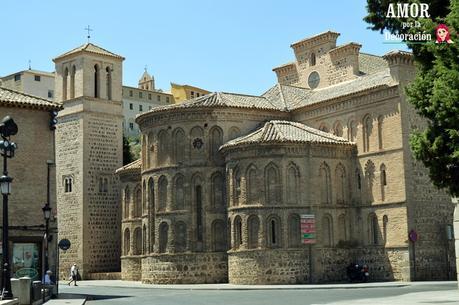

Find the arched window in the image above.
[
  {"left": 286, "top": 163, "right": 300, "bottom": 204},
  {"left": 383, "top": 215, "right": 388, "bottom": 245},
  {"left": 247, "top": 215, "right": 259, "bottom": 249},
  {"left": 172, "top": 128, "right": 185, "bottom": 163},
  {"left": 320, "top": 162, "right": 331, "bottom": 204},
  {"left": 310, "top": 52, "right": 316, "bottom": 66},
  {"left": 228, "top": 127, "right": 240, "bottom": 140},
  {"left": 288, "top": 214, "right": 300, "bottom": 248},
  {"left": 209, "top": 126, "right": 223, "bottom": 164},
  {"left": 123, "top": 228, "right": 130, "bottom": 255},
  {"left": 211, "top": 220, "right": 226, "bottom": 252},
  {"left": 142, "top": 225, "right": 147, "bottom": 254},
  {"left": 148, "top": 178, "right": 154, "bottom": 213},
  {"left": 158, "top": 176, "right": 168, "bottom": 211},
  {"left": 106, "top": 66, "right": 112, "bottom": 100},
  {"left": 322, "top": 214, "right": 333, "bottom": 246},
  {"left": 365, "top": 160, "right": 375, "bottom": 204},
  {"left": 175, "top": 221, "right": 187, "bottom": 252},
  {"left": 233, "top": 167, "right": 241, "bottom": 206},
  {"left": 348, "top": 120, "right": 356, "bottom": 142},
  {"left": 246, "top": 165, "right": 258, "bottom": 204},
  {"left": 70, "top": 65, "right": 76, "bottom": 99},
  {"left": 335, "top": 164, "right": 346, "bottom": 205},
  {"left": 267, "top": 215, "right": 281, "bottom": 248},
  {"left": 134, "top": 186, "right": 142, "bottom": 217},
  {"left": 227, "top": 218, "right": 232, "bottom": 250},
  {"left": 369, "top": 213, "right": 379, "bottom": 245},
  {"left": 147, "top": 132, "right": 154, "bottom": 168},
  {"left": 356, "top": 169, "right": 361, "bottom": 190},
  {"left": 94, "top": 64, "right": 100, "bottom": 98},
  {"left": 63, "top": 67, "right": 69, "bottom": 100},
  {"left": 333, "top": 121, "right": 343, "bottom": 137},
  {"left": 64, "top": 177, "right": 73, "bottom": 193},
  {"left": 124, "top": 186, "right": 130, "bottom": 218},
  {"left": 265, "top": 163, "right": 281, "bottom": 205},
  {"left": 157, "top": 130, "right": 169, "bottom": 165},
  {"left": 378, "top": 116, "right": 384, "bottom": 150},
  {"left": 174, "top": 174, "right": 185, "bottom": 210},
  {"left": 193, "top": 175, "right": 203, "bottom": 243},
  {"left": 211, "top": 172, "right": 224, "bottom": 210},
  {"left": 363, "top": 115, "right": 372, "bottom": 152},
  {"left": 134, "top": 227, "right": 142, "bottom": 255},
  {"left": 380, "top": 164, "right": 387, "bottom": 202},
  {"left": 158, "top": 222, "right": 168, "bottom": 253},
  {"left": 233, "top": 216, "right": 242, "bottom": 249},
  {"left": 338, "top": 214, "right": 348, "bottom": 242},
  {"left": 142, "top": 180, "right": 147, "bottom": 213}
]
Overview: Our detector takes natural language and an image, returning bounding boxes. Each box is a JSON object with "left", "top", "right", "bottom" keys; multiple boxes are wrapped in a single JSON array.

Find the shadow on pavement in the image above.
[{"left": 58, "top": 292, "right": 132, "bottom": 301}]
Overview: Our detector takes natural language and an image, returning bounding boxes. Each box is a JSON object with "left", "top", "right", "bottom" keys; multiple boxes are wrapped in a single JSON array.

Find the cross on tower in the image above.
[
  {"left": 84, "top": 25, "right": 93, "bottom": 43},
  {"left": 144, "top": 65, "right": 148, "bottom": 72}
]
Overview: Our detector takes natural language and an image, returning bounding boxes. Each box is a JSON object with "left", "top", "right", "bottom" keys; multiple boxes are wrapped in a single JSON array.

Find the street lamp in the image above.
[
  {"left": 42, "top": 203, "right": 51, "bottom": 273},
  {"left": 0, "top": 116, "right": 18, "bottom": 300}
]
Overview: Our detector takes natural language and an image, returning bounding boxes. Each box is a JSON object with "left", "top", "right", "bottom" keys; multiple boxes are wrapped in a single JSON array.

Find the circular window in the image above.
[{"left": 308, "top": 71, "right": 320, "bottom": 89}]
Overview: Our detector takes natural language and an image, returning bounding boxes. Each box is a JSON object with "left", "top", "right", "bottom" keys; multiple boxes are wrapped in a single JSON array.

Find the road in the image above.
[{"left": 57, "top": 281, "right": 458, "bottom": 305}]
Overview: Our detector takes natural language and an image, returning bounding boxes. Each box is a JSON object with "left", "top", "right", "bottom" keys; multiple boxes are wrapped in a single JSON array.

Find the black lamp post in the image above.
[
  {"left": 0, "top": 116, "right": 18, "bottom": 300},
  {"left": 42, "top": 203, "right": 51, "bottom": 273}
]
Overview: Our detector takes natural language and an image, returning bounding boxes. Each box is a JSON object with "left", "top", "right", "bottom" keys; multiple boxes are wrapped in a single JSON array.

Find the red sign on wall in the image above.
[{"left": 300, "top": 214, "right": 316, "bottom": 244}]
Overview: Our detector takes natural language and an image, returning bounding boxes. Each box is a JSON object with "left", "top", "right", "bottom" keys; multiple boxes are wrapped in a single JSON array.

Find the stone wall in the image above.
[
  {"left": 141, "top": 252, "right": 227, "bottom": 284},
  {"left": 229, "top": 249, "right": 309, "bottom": 284},
  {"left": 121, "top": 257, "right": 141, "bottom": 281}
]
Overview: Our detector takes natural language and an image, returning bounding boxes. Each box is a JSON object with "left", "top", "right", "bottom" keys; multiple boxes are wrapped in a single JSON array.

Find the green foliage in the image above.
[
  {"left": 128, "top": 136, "right": 141, "bottom": 161},
  {"left": 123, "top": 136, "right": 134, "bottom": 165},
  {"left": 365, "top": 0, "right": 459, "bottom": 196}
]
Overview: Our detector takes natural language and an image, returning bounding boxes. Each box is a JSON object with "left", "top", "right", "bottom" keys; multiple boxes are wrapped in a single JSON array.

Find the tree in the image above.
[
  {"left": 123, "top": 136, "right": 133, "bottom": 165},
  {"left": 365, "top": 0, "right": 459, "bottom": 196}
]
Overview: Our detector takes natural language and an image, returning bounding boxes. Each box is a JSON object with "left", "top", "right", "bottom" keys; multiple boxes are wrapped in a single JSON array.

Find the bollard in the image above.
[
  {"left": 10, "top": 278, "right": 19, "bottom": 298},
  {"left": 31, "top": 280, "right": 42, "bottom": 302},
  {"left": 18, "top": 277, "right": 32, "bottom": 305}
]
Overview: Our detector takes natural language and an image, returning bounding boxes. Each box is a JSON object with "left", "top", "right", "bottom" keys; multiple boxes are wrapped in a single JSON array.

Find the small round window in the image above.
[{"left": 308, "top": 71, "right": 320, "bottom": 89}]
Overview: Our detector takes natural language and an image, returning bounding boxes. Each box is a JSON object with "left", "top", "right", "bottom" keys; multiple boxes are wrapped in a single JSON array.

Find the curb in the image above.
[{"left": 60, "top": 282, "right": 409, "bottom": 291}]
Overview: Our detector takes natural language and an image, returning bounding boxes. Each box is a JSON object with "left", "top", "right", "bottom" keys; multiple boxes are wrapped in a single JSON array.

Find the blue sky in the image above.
[{"left": 1, "top": 0, "right": 406, "bottom": 96}]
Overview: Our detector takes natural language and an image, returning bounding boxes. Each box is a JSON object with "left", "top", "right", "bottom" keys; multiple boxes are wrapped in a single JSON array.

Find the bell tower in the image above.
[{"left": 53, "top": 43, "right": 125, "bottom": 278}]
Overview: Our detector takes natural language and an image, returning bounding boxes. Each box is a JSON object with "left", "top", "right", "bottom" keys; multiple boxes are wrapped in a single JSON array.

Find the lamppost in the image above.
[
  {"left": 0, "top": 116, "right": 18, "bottom": 300},
  {"left": 42, "top": 203, "right": 51, "bottom": 273}
]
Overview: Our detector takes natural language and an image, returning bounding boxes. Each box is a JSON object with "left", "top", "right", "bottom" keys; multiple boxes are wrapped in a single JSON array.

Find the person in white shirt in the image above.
[
  {"left": 44, "top": 270, "right": 53, "bottom": 285},
  {"left": 68, "top": 264, "right": 78, "bottom": 286}
]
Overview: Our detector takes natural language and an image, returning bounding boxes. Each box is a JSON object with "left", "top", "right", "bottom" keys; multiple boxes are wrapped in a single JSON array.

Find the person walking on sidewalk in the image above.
[{"left": 68, "top": 263, "right": 78, "bottom": 286}]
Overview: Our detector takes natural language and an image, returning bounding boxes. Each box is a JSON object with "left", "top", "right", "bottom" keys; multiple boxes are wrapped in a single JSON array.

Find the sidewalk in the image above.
[{"left": 63, "top": 279, "right": 410, "bottom": 290}]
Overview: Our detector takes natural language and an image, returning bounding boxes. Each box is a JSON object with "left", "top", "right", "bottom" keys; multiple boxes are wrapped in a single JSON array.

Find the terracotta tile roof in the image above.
[
  {"left": 0, "top": 87, "right": 61, "bottom": 111},
  {"left": 115, "top": 159, "right": 141, "bottom": 174},
  {"left": 136, "top": 92, "right": 285, "bottom": 121},
  {"left": 262, "top": 68, "right": 393, "bottom": 111},
  {"left": 53, "top": 43, "right": 124, "bottom": 61},
  {"left": 359, "top": 53, "right": 388, "bottom": 75},
  {"left": 221, "top": 120, "right": 352, "bottom": 151},
  {"left": 138, "top": 63, "right": 393, "bottom": 121}
]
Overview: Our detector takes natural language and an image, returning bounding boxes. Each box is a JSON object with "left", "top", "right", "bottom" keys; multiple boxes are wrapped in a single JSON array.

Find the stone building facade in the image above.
[
  {"left": 54, "top": 43, "right": 124, "bottom": 278},
  {"left": 117, "top": 30, "right": 455, "bottom": 284},
  {"left": 0, "top": 87, "right": 60, "bottom": 282}
]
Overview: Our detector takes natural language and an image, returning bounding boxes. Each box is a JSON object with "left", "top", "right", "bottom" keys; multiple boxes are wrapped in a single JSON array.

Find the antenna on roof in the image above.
[
  {"left": 28, "top": 60, "right": 31, "bottom": 70},
  {"left": 84, "top": 25, "right": 93, "bottom": 43}
]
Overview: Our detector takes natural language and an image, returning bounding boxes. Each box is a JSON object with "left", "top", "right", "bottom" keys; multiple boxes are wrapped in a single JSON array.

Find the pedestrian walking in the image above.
[{"left": 68, "top": 263, "right": 78, "bottom": 286}]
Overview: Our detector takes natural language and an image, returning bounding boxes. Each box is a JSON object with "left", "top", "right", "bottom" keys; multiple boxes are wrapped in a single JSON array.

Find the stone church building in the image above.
[{"left": 53, "top": 31, "right": 455, "bottom": 283}]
